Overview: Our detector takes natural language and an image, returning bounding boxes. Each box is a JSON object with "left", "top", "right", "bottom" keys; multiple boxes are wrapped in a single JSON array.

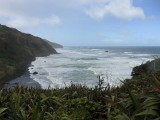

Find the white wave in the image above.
[
  {"left": 133, "top": 54, "right": 151, "bottom": 57},
  {"left": 28, "top": 48, "right": 154, "bottom": 89},
  {"left": 90, "top": 49, "right": 99, "bottom": 51},
  {"left": 124, "top": 52, "right": 133, "bottom": 54}
]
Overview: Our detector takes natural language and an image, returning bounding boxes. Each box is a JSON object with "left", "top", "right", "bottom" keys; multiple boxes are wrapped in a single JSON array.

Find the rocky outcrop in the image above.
[{"left": 0, "top": 24, "right": 58, "bottom": 88}]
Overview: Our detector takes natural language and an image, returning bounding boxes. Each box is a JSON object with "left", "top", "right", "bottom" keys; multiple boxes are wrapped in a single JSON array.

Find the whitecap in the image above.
[
  {"left": 124, "top": 52, "right": 133, "bottom": 54},
  {"left": 28, "top": 47, "right": 154, "bottom": 89}
]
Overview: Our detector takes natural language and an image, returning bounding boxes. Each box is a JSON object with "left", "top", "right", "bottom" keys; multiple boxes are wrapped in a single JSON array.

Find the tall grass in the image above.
[{"left": 0, "top": 73, "right": 160, "bottom": 120}]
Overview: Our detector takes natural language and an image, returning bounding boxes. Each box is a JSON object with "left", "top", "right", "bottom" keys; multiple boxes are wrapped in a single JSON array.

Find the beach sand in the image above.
[{"left": 4, "top": 70, "right": 41, "bottom": 89}]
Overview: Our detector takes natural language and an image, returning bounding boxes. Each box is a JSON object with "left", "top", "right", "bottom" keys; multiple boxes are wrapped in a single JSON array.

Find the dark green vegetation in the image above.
[
  {"left": 0, "top": 59, "right": 160, "bottom": 120},
  {"left": 0, "top": 24, "right": 57, "bottom": 88}
]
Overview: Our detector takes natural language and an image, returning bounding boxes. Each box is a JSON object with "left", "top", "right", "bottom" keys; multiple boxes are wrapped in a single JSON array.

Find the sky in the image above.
[{"left": 0, "top": 0, "right": 159, "bottom": 46}]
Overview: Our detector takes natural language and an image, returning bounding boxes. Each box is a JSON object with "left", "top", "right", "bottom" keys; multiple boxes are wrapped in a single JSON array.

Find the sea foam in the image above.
[{"left": 29, "top": 47, "right": 154, "bottom": 89}]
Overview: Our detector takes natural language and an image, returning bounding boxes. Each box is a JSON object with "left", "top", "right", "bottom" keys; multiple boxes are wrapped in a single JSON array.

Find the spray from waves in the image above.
[
  {"left": 124, "top": 52, "right": 133, "bottom": 54},
  {"left": 29, "top": 47, "right": 154, "bottom": 89}
]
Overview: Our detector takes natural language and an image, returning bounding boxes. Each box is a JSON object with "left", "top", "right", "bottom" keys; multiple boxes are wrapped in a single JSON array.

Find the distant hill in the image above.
[
  {"left": 44, "top": 39, "right": 63, "bottom": 48},
  {"left": 0, "top": 24, "right": 59, "bottom": 88}
]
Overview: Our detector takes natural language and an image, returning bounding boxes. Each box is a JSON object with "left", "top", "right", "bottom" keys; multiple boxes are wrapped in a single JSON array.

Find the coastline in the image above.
[
  {"left": 0, "top": 59, "right": 33, "bottom": 90},
  {"left": 1, "top": 54, "right": 52, "bottom": 90},
  {"left": 0, "top": 52, "right": 59, "bottom": 90},
  {"left": 1, "top": 58, "right": 160, "bottom": 119},
  {"left": 0, "top": 24, "right": 60, "bottom": 90},
  {"left": 4, "top": 69, "right": 41, "bottom": 89}
]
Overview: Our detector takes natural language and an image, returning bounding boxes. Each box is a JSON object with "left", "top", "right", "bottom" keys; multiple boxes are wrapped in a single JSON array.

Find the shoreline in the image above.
[
  {"left": 1, "top": 53, "right": 58, "bottom": 90},
  {"left": 4, "top": 66, "right": 42, "bottom": 89},
  {"left": 0, "top": 59, "right": 33, "bottom": 90},
  {"left": 0, "top": 24, "right": 60, "bottom": 90}
]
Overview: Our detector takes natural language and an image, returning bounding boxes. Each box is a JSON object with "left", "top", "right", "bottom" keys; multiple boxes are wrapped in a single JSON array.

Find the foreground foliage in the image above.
[{"left": 1, "top": 69, "right": 160, "bottom": 120}]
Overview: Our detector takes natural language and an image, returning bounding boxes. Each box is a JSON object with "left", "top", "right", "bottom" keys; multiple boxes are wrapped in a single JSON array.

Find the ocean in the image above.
[{"left": 27, "top": 46, "right": 160, "bottom": 89}]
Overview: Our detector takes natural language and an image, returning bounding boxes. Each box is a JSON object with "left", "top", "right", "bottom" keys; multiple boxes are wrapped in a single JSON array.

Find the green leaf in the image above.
[
  {"left": 45, "top": 112, "right": 55, "bottom": 119},
  {"left": 115, "top": 113, "right": 130, "bottom": 120},
  {"left": 40, "top": 93, "right": 47, "bottom": 99},
  {"left": 40, "top": 97, "right": 49, "bottom": 103},
  {"left": 142, "top": 97, "right": 160, "bottom": 109},
  {"left": 122, "top": 81, "right": 140, "bottom": 110},
  {"left": 152, "top": 74, "right": 160, "bottom": 90},
  {"left": 136, "top": 109, "right": 158, "bottom": 116},
  {"left": 20, "top": 109, "right": 26, "bottom": 119},
  {"left": 0, "top": 108, "right": 7, "bottom": 114},
  {"left": 31, "top": 103, "right": 41, "bottom": 120}
]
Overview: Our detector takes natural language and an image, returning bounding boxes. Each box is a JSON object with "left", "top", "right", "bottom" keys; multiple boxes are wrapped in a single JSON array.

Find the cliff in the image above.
[
  {"left": 44, "top": 39, "right": 63, "bottom": 48},
  {"left": 0, "top": 24, "right": 58, "bottom": 88}
]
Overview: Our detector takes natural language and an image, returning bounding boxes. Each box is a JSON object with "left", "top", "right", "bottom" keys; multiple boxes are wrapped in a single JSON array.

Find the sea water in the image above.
[{"left": 28, "top": 47, "right": 160, "bottom": 89}]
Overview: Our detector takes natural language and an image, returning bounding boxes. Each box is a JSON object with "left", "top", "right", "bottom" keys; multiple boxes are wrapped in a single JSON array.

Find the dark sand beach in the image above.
[{"left": 4, "top": 70, "right": 41, "bottom": 89}]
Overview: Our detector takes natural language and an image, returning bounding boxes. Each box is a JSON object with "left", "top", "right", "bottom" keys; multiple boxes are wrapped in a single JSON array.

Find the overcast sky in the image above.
[{"left": 0, "top": 0, "right": 159, "bottom": 46}]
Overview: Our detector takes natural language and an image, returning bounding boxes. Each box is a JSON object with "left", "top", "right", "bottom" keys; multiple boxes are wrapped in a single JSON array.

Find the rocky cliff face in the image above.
[{"left": 0, "top": 24, "right": 58, "bottom": 88}]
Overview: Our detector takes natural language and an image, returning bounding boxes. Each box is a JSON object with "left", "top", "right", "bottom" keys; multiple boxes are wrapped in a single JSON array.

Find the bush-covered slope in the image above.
[
  {"left": 0, "top": 74, "right": 160, "bottom": 119},
  {"left": 0, "top": 24, "right": 57, "bottom": 87}
]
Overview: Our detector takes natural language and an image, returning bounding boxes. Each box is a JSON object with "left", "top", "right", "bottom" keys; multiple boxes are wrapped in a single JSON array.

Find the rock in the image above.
[
  {"left": 33, "top": 72, "right": 38, "bottom": 75},
  {"left": 131, "top": 72, "right": 140, "bottom": 76}
]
